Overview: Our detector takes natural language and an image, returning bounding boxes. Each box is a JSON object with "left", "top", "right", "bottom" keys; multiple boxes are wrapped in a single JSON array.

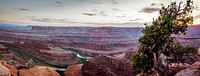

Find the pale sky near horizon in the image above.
[{"left": 0, "top": 0, "right": 200, "bottom": 27}]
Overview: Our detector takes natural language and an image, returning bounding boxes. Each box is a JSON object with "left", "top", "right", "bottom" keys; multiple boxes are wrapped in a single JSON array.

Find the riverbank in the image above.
[{"left": 7, "top": 47, "right": 91, "bottom": 75}]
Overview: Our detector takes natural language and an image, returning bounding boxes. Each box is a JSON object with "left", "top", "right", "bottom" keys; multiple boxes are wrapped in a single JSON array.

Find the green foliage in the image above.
[
  {"left": 131, "top": 45, "right": 154, "bottom": 73},
  {"left": 169, "top": 43, "right": 197, "bottom": 64},
  {"left": 131, "top": 0, "right": 196, "bottom": 73}
]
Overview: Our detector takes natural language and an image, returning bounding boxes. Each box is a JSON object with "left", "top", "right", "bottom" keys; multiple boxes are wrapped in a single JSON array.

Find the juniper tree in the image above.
[{"left": 131, "top": 0, "right": 197, "bottom": 75}]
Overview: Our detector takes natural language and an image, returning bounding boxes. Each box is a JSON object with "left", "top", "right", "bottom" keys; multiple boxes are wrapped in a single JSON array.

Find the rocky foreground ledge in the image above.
[
  {"left": 0, "top": 60, "right": 60, "bottom": 76},
  {"left": 65, "top": 55, "right": 137, "bottom": 76},
  {"left": 65, "top": 55, "right": 200, "bottom": 76},
  {"left": 1, "top": 55, "right": 200, "bottom": 76}
]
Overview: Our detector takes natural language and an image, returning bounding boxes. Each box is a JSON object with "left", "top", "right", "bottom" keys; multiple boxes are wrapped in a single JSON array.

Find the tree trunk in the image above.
[{"left": 153, "top": 53, "right": 168, "bottom": 76}]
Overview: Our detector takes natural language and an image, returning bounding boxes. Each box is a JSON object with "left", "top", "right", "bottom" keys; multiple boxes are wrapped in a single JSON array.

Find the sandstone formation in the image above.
[
  {"left": 0, "top": 48, "right": 26, "bottom": 68},
  {"left": 4, "top": 63, "right": 18, "bottom": 76},
  {"left": 0, "top": 60, "right": 18, "bottom": 76},
  {"left": 19, "top": 66, "right": 60, "bottom": 76},
  {"left": 0, "top": 62, "right": 10, "bottom": 76},
  {"left": 31, "top": 26, "right": 66, "bottom": 32},
  {"left": 64, "top": 64, "right": 83, "bottom": 76},
  {"left": 0, "top": 60, "right": 61, "bottom": 76},
  {"left": 81, "top": 55, "right": 136, "bottom": 76},
  {"left": 1, "top": 41, "right": 79, "bottom": 66},
  {"left": 175, "top": 66, "right": 200, "bottom": 76},
  {"left": 0, "top": 49, "right": 10, "bottom": 54},
  {"left": 0, "top": 24, "right": 200, "bottom": 76},
  {"left": 198, "top": 47, "right": 200, "bottom": 55},
  {"left": 169, "top": 61, "right": 200, "bottom": 76}
]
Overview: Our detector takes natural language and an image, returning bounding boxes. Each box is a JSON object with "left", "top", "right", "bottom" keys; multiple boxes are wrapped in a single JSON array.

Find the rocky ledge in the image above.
[
  {"left": 64, "top": 55, "right": 137, "bottom": 76},
  {"left": 0, "top": 60, "right": 60, "bottom": 76},
  {"left": 19, "top": 66, "right": 60, "bottom": 76},
  {"left": 174, "top": 61, "right": 200, "bottom": 76}
]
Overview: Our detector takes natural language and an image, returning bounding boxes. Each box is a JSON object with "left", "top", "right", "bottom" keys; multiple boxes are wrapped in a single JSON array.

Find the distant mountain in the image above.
[
  {"left": 1, "top": 23, "right": 199, "bottom": 38},
  {"left": 186, "top": 24, "right": 200, "bottom": 37},
  {"left": 0, "top": 23, "right": 31, "bottom": 31},
  {"left": 29, "top": 25, "right": 144, "bottom": 39}
]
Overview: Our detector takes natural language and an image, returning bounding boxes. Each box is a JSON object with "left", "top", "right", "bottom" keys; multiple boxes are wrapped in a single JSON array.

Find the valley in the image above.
[{"left": 0, "top": 23, "right": 200, "bottom": 76}]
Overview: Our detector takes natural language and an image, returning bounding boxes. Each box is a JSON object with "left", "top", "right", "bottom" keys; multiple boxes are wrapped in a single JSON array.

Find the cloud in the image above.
[
  {"left": 99, "top": 12, "right": 108, "bottom": 16},
  {"left": 76, "top": 0, "right": 88, "bottom": 2},
  {"left": 53, "top": 0, "right": 64, "bottom": 7},
  {"left": 151, "top": 3, "right": 163, "bottom": 6},
  {"left": 28, "top": 16, "right": 70, "bottom": 23},
  {"left": 33, "top": 18, "right": 51, "bottom": 22},
  {"left": 56, "top": 5, "right": 64, "bottom": 7},
  {"left": 82, "top": 13, "right": 96, "bottom": 16},
  {"left": 116, "top": 15, "right": 125, "bottom": 18},
  {"left": 76, "top": 0, "right": 102, "bottom": 5},
  {"left": 56, "top": 1, "right": 62, "bottom": 4},
  {"left": 138, "top": 2, "right": 162, "bottom": 13},
  {"left": 92, "top": 9, "right": 97, "bottom": 12},
  {"left": 72, "top": 21, "right": 147, "bottom": 27},
  {"left": 88, "top": 9, "right": 109, "bottom": 16},
  {"left": 83, "top": 12, "right": 108, "bottom": 16},
  {"left": 112, "top": 8, "right": 122, "bottom": 12},
  {"left": 27, "top": 16, "right": 148, "bottom": 27},
  {"left": 195, "top": 4, "right": 200, "bottom": 11},
  {"left": 111, "top": 0, "right": 119, "bottom": 5},
  {"left": 194, "top": 14, "right": 200, "bottom": 19},
  {"left": 138, "top": 7, "right": 160, "bottom": 13},
  {"left": 93, "top": 22, "right": 148, "bottom": 27},
  {"left": 18, "top": 8, "right": 31, "bottom": 11},
  {"left": 130, "top": 18, "right": 143, "bottom": 21}
]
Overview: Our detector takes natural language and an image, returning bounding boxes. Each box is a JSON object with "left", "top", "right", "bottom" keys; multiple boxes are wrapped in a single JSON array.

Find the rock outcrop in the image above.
[
  {"left": 0, "top": 60, "right": 18, "bottom": 76},
  {"left": 19, "top": 66, "right": 60, "bottom": 76},
  {"left": 64, "top": 64, "right": 83, "bottom": 76},
  {"left": 4, "top": 63, "right": 18, "bottom": 76},
  {"left": 0, "top": 60, "right": 61, "bottom": 76},
  {"left": 31, "top": 26, "right": 66, "bottom": 32},
  {"left": 0, "top": 49, "right": 10, "bottom": 54},
  {"left": 81, "top": 55, "right": 136, "bottom": 76},
  {"left": 1, "top": 41, "right": 79, "bottom": 66},
  {"left": 0, "top": 62, "right": 10, "bottom": 76},
  {"left": 172, "top": 61, "right": 200, "bottom": 76},
  {"left": 175, "top": 66, "right": 200, "bottom": 76}
]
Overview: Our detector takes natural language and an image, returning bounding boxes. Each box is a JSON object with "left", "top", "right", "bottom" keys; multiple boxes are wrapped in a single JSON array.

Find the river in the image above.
[{"left": 8, "top": 47, "right": 92, "bottom": 74}]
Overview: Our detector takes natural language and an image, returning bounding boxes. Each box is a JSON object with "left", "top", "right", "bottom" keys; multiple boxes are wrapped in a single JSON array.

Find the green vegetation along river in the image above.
[{"left": 8, "top": 47, "right": 92, "bottom": 75}]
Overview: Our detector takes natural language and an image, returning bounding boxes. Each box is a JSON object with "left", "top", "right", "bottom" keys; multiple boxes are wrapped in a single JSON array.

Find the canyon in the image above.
[{"left": 0, "top": 23, "right": 200, "bottom": 76}]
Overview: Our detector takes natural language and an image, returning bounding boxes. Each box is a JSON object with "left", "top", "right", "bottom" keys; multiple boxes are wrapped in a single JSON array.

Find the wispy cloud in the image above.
[
  {"left": 53, "top": 0, "right": 64, "bottom": 7},
  {"left": 26, "top": 16, "right": 147, "bottom": 27},
  {"left": 111, "top": 0, "right": 119, "bottom": 5},
  {"left": 72, "top": 21, "right": 146, "bottom": 27},
  {"left": 99, "top": 11, "right": 108, "bottom": 16},
  {"left": 76, "top": 0, "right": 88, "bottom": 3},
  {"left": 151, "top": 3, "right": 163, "bottom": 6},
  {"left": 194, "top": 14, "right": 200, "bottom": 19},
  {"left": 130, "top": 18, "right": 143, "bottom": 21},
  {"left": 28, "top": 16, "right": 70, "bottom": 23},
  {"left": 195, "top": 4, "right": 200, "bottom": 11},
  {"left": 18, "top": 8, "right": 32, "bottom": 11},
  {"left": 116, "top": 15, "right": 125, "bottom": 18},
  {"left": 112, "top": 8, "right": 122, "bottom": 12},
  {"left": 76, "top": 0, "right": 102, "bottom": 5},
  {"left": 82, "top": 13, "right": 96, "bottom": 16},
  {"left": 138, "top": 2, "right": 162, "bottom": 13},
  {"left": 91, "top": 9, "right": 97, "bottom": 12},
  {"left": 84, "top": 10, "right": 109, "bottom": 17},
  {"left": 56, "top": 1, "right": 62, "bottom": 4},
  {"left": 138, "top": 7, "right": 160, "bottom": 13}
]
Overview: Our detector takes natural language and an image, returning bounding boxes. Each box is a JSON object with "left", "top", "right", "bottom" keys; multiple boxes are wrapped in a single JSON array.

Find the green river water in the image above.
[{"left": 8, "top": 47, "right": 91, "bottom": 76}]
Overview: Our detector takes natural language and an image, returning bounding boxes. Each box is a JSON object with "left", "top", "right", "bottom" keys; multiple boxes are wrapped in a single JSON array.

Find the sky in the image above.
[{"left": 0, "top": 0, "right": 200, "bottom": 27}]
